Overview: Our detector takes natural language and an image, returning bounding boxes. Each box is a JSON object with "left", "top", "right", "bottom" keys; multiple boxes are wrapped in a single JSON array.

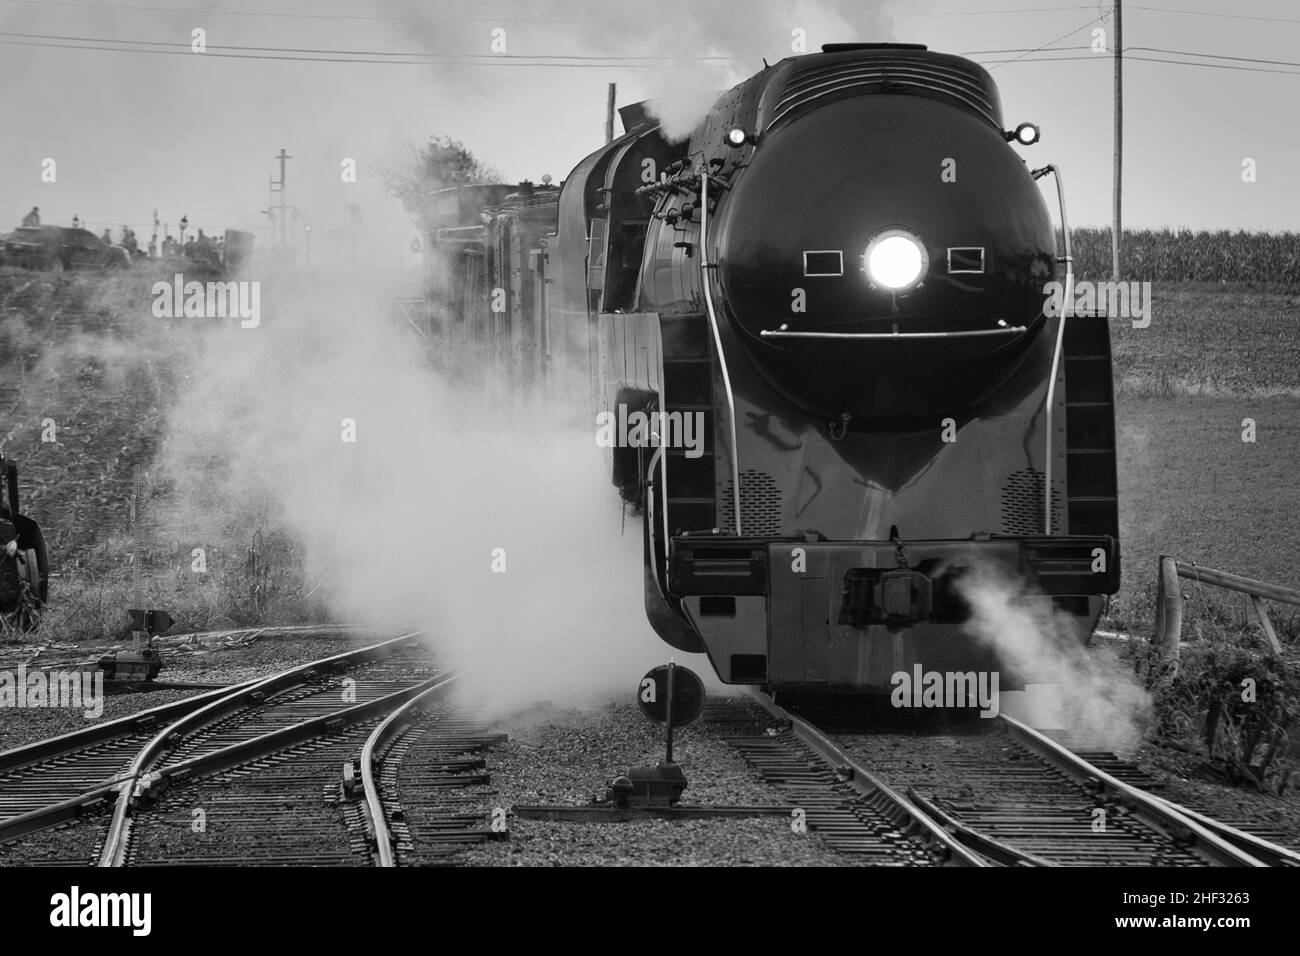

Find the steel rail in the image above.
[
  {"left": 360, "top": 672, "right": 466, "bottom": 867},
  {"left": 0, "top": 626, "right": 404, "bottom": 844},
  {"left": 0, "top": 676, "right": 261, "bottom": 776},
  {"left": 0, "top": 677, "right": 266, "bottom": 844},
  {"left": 96, "top": 630, "right": 430, "bottom": 868},
  {"left": 97, "top": 676, "right": 448, "bottom": 867},
  {"left": 745, "top": 689, "right": 987, "bottom": 866},
  {"left": 1147, "top": 795, "right": 1300, "bottom": 868},
  {"left": 905, "top": 787, "right": 1057, "bottom": 867},
  {"left": 997, "top": 714, "right": 1269, "bottom": 867}
]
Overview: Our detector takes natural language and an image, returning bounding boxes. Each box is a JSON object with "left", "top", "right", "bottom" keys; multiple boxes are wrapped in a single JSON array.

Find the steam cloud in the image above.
[
  {"left": 156, "top": 264, "right": 672, "bottom": 709},
  {"left": 957, "top": 561, "right": 1151, "bottom": 750},
  {"left": 391, "top": 0, "right": 895, "bottom": 140}
]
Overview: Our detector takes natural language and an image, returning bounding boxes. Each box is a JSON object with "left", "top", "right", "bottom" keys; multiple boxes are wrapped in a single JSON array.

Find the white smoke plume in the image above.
[
  {"left": 957, "top": 561, "right": 1152, "bottom": 751},
  {"left": 155, "top": 263, "right": 672, "bottom": 710},
  {"left": 390, "top": 0, "right": 896, "bottom": 140}
]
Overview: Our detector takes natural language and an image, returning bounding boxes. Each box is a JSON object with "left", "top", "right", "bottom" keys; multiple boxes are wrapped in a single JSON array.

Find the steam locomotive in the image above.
[{"left": 424, "top": 43, "right": 1119, "bottom": 694}]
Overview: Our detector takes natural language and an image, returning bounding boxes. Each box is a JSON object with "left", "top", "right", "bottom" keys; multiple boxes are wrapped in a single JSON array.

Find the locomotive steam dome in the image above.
[{"left": 714, "top": 55, "right": 1057, "bottom": 427}]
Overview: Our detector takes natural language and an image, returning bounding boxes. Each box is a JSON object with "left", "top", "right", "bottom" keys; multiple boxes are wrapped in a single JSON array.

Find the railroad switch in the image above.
[
  {"left": 98, "top": 608, "right": 173, "bottom": 682},
  {"left": 598, "top": 661, "right": 707, "bottom": 808},
  {"left": 603, "top": 763, "right": 688, "bottom": 808}
]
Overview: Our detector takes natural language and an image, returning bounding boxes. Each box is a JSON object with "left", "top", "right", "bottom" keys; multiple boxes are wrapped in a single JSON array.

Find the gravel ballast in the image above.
[{"left": 457, "top": 695, "right": 862, "bottom": 866}]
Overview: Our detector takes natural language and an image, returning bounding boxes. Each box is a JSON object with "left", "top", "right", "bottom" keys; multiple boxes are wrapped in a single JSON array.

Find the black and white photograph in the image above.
[{"left": 0, "top": 0, "right": 1295, "bottom": 934}]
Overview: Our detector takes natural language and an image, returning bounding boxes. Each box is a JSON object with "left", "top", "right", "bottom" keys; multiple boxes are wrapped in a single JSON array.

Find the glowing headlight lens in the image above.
[
  {"left": 864, "top": 231, "right": 927, "bottom": 291},
  {"left": 1014, "top": 122, "right": 1040, "bottom": 145}
]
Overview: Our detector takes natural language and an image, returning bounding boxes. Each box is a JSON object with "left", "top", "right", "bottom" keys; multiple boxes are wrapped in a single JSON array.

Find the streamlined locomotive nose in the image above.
[{"left": 714, "top": 93, "right": 1057, "bottom": 426}]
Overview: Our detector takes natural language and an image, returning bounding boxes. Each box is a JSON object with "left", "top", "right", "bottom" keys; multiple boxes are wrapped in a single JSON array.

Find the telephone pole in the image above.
[
  {"left": 1112, "top": 0, "right": 1123, "bottom": 280},
  {"left": 271, "top": 148, "right": 292, "bottom": 249}
]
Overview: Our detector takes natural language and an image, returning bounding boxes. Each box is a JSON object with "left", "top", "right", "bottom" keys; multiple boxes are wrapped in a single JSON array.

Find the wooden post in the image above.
[
  {"left": 1249, "top": 595, "right": 1283, "bottom": 655},
  {"left": 1155, "top": 555, "right": 1182, "bottom": 663}
]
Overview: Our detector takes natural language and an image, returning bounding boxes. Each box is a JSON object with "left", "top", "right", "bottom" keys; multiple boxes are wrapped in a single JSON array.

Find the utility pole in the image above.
[
  {"left": 271, "top": 148, "right": 292, "bottom": 249},
  {"left": 1112, "top": 0, "right": 1123, "bottom": 280},
  {"left": 605, "top": 83, "right": 616, "bottom": 144}
]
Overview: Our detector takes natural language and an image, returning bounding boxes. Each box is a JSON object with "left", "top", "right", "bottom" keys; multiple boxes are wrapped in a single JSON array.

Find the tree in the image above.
[{"left": 377, "top": 135, "right": 500, "bottom": 225}]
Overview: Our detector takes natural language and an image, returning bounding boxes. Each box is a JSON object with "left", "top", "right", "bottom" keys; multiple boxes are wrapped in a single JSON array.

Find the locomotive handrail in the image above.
[
  {"left": 1037, "top": 163, "right": 1073, "bottom": 536},
  {"left": 698, "top": 164, "right": 744, "bottom": 535},
  {"left": 759, "top": 327, "right": 1027, "bottom": 340}
]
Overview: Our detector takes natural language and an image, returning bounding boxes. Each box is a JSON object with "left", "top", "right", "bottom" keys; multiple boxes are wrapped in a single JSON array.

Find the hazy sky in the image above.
[{"left": 1, "top": 0, "right": 1297, "bottom": 263}]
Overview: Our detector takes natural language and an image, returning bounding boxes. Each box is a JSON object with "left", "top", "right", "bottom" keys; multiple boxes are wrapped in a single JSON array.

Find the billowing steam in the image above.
[
  {"left": 156, "top": 264, "right": 672, "bottom": 709},
  {"left": 390, "top": 0, "right": 896, "bottom": 140},
  {"left": 957, "top": 561, "right": 1151, "bottom": 751}
]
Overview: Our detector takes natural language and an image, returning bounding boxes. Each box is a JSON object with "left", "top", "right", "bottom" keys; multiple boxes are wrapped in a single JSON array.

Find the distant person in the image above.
[
  {"left": 147, "top": 236, "right": 157, "bottom": 258},
  {"left": 102, "top": 228, "right": 112, "bottom": 243},
  {"left": 162, "top": 235, "right": 177, "bottom": 256},
  {"left": 21, "top": 207, "right": 39, "bottom": 227}
]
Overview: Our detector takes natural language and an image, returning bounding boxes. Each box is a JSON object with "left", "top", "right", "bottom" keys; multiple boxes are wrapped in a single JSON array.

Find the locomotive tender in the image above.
[{"left": 424, "top": 43, "right": 1120, "bottom": 694}]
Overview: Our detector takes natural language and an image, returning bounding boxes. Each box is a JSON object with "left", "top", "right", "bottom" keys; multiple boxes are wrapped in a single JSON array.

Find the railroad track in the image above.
[
  {"left": 715, "top": 694, "right": 985, "bottom": 866},
  {"left": 360, "top": 678, "right": 509, "bottom": 866},
  {"left": 0, "top": 630, "right": 442, "bottom": 865},
  {"left": 769, "top": 700, "right": 1297, "bottom": 867}
]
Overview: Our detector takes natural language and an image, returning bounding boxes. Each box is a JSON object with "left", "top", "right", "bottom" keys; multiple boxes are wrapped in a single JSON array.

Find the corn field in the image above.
[{"left": 1060, "top": 228, "right": 1300, "bottom": 284}]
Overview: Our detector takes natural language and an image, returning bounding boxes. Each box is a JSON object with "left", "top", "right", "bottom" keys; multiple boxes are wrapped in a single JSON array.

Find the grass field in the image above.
[
  {"left": 1107, "top": 283, "right": 1300, "bottom": 638},
  {"left": 1106, "top": 283, "right": 1299, "bottom": 788}
]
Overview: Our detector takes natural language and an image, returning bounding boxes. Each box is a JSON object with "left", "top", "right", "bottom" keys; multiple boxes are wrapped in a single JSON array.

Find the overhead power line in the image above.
[
  {"left": 2, "top": 25, "right": 1299, "bottom": 76},
  {"left": 987, "top": 16, "right": 1105, "bottom": 70},
  {"left": 935, "top": 3, "right": 1300, "bottom": 23},
  {"left": 0, "top": 0, "right": 612, "bottom": 22},
  {"left": 0, "top": 28, "right": 731, "bottom": 63},
  {"left": 1130, "top": 4, "right": 1300, "bottom": 25}
]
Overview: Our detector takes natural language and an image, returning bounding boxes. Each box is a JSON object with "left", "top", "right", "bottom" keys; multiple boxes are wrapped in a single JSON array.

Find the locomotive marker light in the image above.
[
  {"left": 863, "top": 229, "right": 928, "bottom": 292},
  {"left": 1009, "top": 122, "right": 1041, "bottom": 146},
  {"left": 724, "top": 126, "right": 751, "bottom": 147}
]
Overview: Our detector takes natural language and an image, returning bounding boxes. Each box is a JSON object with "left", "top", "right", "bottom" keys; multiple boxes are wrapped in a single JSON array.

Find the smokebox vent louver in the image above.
[
  {"left": 1000, "top": 468, "right": 1064, "bottom": 535},
  {"left": 720, "top": 469, "right": 784, "bottom": 537}
]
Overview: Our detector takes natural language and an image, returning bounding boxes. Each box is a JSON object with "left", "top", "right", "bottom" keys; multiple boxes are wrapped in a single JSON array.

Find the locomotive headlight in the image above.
[{"left": 863, "top": 230, "right": 927, "bottom": 292}]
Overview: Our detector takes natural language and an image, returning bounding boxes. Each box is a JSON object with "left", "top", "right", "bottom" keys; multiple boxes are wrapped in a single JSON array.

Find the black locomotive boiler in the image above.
[{"left": 424, "top": 43, "right": 1120, "bottom": 695}]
